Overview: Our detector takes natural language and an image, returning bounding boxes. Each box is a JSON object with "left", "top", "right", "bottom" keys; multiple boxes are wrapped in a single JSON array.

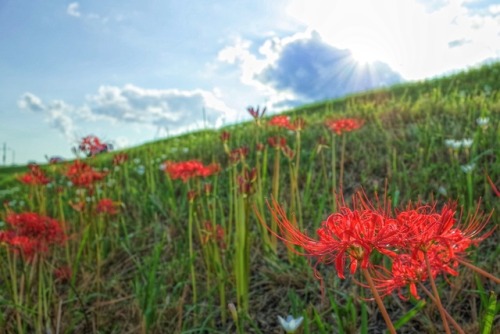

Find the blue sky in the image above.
[{"left": 1, "top": 0, "right": 499, "bottom": 164}]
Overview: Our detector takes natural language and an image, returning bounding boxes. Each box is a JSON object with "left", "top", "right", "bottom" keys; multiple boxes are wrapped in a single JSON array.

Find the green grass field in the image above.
[{"left": 0, "top": 62, "right": 499, "bottom": 333}]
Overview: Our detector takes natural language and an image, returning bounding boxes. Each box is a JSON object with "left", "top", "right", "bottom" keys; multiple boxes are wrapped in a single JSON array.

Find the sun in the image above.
[{"left": 350, "top": 44, "right": 381, "bottom": 65}]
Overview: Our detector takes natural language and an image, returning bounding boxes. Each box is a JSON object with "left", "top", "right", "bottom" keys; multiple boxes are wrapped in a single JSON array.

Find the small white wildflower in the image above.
[
  {"left": 67, "top": 181, "right": 73, "bottom": 187},
  {"left": 461, "top": 138, "right": 473, "bottom": 148},
  {"left": 136, "top": 165, "right": 145, "bottom": 175},
  {"left": 444, "top": 139, "right": 461, "bottom": 150},
  {"left": 438, "top": 186, "right": 448, "bottom": 196},
  {"left": 476, "top": 117, "right": 489, "bottom": 127},
  {"left": 114, "top": 166, "right": 121, "bottom": 172},
  {"left": 159, "top": 162, "right": 167, "bottom": 171},
  {"left": 19, "top": 200, "right": 25, "bottom": 207},
  {"left": 277, "top": 315, "right": 304, "bottom": 334},
  {"left": 461, "top": 163, "right": 475, "bottom": 174},
  {"left": 133, "top": 158, "right": 141, "bottom": 164},
  {"left": 182, "top": 147, "right": 189, "bottom": 153}
]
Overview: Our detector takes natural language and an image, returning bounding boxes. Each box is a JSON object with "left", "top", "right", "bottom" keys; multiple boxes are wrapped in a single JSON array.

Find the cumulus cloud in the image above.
[
  {"left": 18, "top": 85, "right": 237, "bottom": 144},
  {"left": 18, "top": 94, "right": 77, "bottom": 141},
  {"left": 67, "top": 2, "right": 81, "bottom": 17},
  {"left": 218, "top": 31, "right": 402, "bottom": 107},
  {"left": 87, "top": 84, "right": 237, "bottom": 131},
  {"left": 18, "top": 93, "right": 46, "bottom": 112}
]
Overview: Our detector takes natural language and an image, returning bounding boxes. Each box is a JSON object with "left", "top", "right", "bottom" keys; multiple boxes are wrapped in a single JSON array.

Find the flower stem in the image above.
[
  {"left": 457, "top": 259, "right": 500, "bottom": 284},
  {"left": 424, "top": 252, "right": 451, "bottom": 334},
  {"left": 419, "top": 283, "right": 465, "bottom": 334},
  {"left": 339, "top": 134, "right": 346, "bottom": 191},
  {"left": 362, "top": 268, "right": 396, "bottom": 334}
]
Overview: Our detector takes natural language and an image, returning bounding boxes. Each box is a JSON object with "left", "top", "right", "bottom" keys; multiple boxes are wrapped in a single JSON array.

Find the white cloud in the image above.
[
  {"left": 86, "top": 84, "right": 237, "bottom": 132},
  {"left": 19, "top": 94, "right": 78, "bottom": 141},
  {"left": 18, "top": 85, "right": 238, "bottom": 145},
  {"left": 67, "top": 2, "right": 81, "bottom": 17},
  {"left": 218, "top": 31, "right": 402, "bottom": 108},
  {"left": 286, "top": 0, "right": 500, "bottom": 80}
]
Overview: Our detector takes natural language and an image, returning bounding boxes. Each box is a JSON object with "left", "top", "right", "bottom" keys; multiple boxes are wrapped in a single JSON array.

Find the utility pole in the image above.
[{"left": 202, "top": 106, "right": 207, "bottom": 129}]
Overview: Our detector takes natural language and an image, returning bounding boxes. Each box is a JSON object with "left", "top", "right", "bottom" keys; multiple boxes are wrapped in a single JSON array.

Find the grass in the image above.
[{"left": 0, "top": 61, "right": 499, "bottom": 333}]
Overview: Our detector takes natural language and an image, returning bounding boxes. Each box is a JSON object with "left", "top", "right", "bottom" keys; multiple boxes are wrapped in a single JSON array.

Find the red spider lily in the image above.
[
  {"left": 164, "top": 160, "right": 220, "bottom": 182},
  {"left": 326, "top": 118, "right": 365, "bottom": 135},
  {"left": 187, "top": 190, "right": 197, "bottom": 201},
  {"left": 266, "top": 194, "right": 405, "bottom": 279},
  {"left": 2, "top": 212, "right": 66, "bottom": 258},
  {"left": 282, "top": 146, "right": 295, "bottom": 159},
  {"left": 66, "top": 160, "right": 107, "bottom": 188},
  {"left": 269, "top": 115, "right": 295, "bottom": 130},
  {"left": 96, "top": 198, "right": 120, "bottom": 215},
  {"left": 370, "top": 255, "right": 427, "bottom": 300},
  {"left": 204, "top": 183, "right": 213, "bottom": 195},
  {"left": 17, "top": 164, "right": 50, "bottom": 186},
  {"left": 69, "top": 200, "right": 86, "bottom": 212},
  {"left": 220, "top": 131, "right": 230, "bottom": 143},
  {"left": 256, "top": 142, "right": 265, "bottom": 152},
  {"left": 229, "top": 147, "right": 249, "bottom": 164},
  {"left": 268, "top": 136, "right": 287, "bottom": 149},
  {"left": 368, "top": 203, "right": 493, "bottom": 301},
  {"left": 397, "top": 203, "right": 492, "bottom": 263},
  {"left": 292, "top": 117, "right": 306, "bottom": 131},
  {"left": 79, "top": 135, "right": 111, "bottom": 157},
  {"left": 247, "top": 105, "right": 266, "bottom": 120},
  {"left": 112, "top": 153, "right": 129, "bottom": 166},
  {"left": 201, "top": 221, "right": 226, "bottom": 250},
  {"left": 238, "top": 167, "right": 257, "bottom": 195}
]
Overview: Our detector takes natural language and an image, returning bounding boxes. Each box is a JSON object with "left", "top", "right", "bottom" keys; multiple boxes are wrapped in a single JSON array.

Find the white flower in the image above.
[
  {"left": 444, "top": 139, "right": 461, "bottom": 150},
  {"left": 278, "top": 315, "right": 304, "bottom": 333},
  {"left": 438, "top": 186, "right": 447, "bottom": 196},
  {"left": 133, "top": 158, "right": 141, "bottom": 164},
  {"left": 461, "top": 163, "right": 475, "bottom": 174},
  {"left": 460, "top": 138, "right": 473, "bottom": 148},
  {"left": 476, "top": 117, "right": 489, "bottom": 127},
  {"left": 136, "top": 165, "right": 146, "bottom": 175}
]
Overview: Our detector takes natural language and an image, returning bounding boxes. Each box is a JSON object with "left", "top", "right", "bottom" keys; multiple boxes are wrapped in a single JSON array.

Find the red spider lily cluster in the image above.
[
  {"left": 326, "top": 118, "right": 365, "bottom": 135},
  {"left": 268, "top": 115, "right": 306, "bottom": 132},
  {"left": 164, "top": 160, "right": 220, "bottom": 182},
  {"left": 66, "top": 160, "right": 108, "bottom": 188},
  {"left": 79, "top": 135, "right": 112, "bottom": 157},
  {"left": 0, "top": 212, "right": 66, "bottom": 259},
  {"left": 267, "top": 192, "right": 493, "bottom": 300},
  {"left": 96, "top": 198, "right": 120, "bottom": 215},
  {"left": 17, "top": 164, "right": 51, "bottom": 186}
]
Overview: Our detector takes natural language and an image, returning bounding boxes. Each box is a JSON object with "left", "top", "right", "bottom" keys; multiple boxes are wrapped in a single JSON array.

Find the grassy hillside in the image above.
[{"left": 0, "top": 62, "right": 499, "bottom": 333}]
